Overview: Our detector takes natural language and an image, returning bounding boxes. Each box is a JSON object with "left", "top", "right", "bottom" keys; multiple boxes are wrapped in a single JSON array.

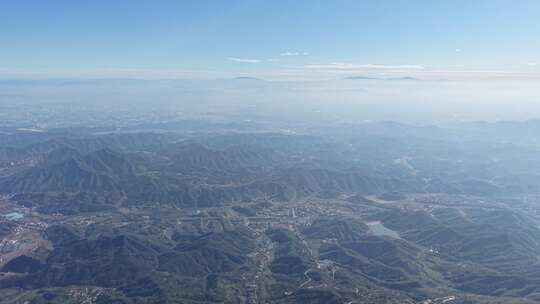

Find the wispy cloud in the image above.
[
  {"left": 293, "top": 62, "right": 540, "bottom": 81},
  {"left": 2, "top": 64, "right": 538, "bottom": 82},
  {"left": 228, "top": 57, "right": 262, "bottom": 63},
  {"left": 303, "top": 62, "right": 425, "bottom": 70},
  {"left": 280, "top": 52, "right": 309, "bottom": 56}
]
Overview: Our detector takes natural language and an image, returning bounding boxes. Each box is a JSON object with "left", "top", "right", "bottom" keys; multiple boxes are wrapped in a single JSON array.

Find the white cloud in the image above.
[
  {"left": 528, "top": 62, "right": 537, "bottom": 67},
  {"left": 280, "top": 51, "right": 309, "bottom": 56},
  {"left": 303, "top": 62, "right": 425, "bottom": 70},
  {"left": 228, "top": 57, "right": 262, "bottom": 63}
]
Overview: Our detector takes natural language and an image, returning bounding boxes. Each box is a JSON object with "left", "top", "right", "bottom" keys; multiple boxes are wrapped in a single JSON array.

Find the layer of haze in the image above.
[{"left": 1, "top": 78, "right": 539, "bottom": 124}]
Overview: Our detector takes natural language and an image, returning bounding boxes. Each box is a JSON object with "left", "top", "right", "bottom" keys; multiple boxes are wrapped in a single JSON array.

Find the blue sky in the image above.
[{"left": 1, "top": 0, "right": 539, "bottom": 80}]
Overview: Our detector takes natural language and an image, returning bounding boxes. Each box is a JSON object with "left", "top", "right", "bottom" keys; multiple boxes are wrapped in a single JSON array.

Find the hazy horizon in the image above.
[{"left": 1, "top": 77, "right": 539, "bottom": 124}]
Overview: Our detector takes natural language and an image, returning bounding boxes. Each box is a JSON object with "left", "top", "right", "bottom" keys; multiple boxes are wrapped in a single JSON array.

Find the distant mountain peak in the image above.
[
  {"left": 343, "top": 76, "right": 378, "bottom": 80},
  {"left": 343, "top": 76, "right": 418, "bottom": 81},
  {"left": 231, "top": 76, "right": 264, "bottom": 81},
  {"left": 386, "top": 76, "right": 417, "bottom": 81}
]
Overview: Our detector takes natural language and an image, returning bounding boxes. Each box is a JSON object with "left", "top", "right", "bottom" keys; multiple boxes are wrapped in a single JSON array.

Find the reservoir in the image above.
[
  {"left": 367, "top": 221, "right": 400, "bottom": 238},
  {"left": 2, "top": 212, "right": 24, "bottom": 221}
]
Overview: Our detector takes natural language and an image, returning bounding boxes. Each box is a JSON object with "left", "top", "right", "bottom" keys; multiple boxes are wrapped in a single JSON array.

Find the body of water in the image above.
[
  {"left": 367, "top": 221, "right": 400, "bottom": 238},
  {"left": 3, "top": 212, "right": 24, "bottom": 220}
]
